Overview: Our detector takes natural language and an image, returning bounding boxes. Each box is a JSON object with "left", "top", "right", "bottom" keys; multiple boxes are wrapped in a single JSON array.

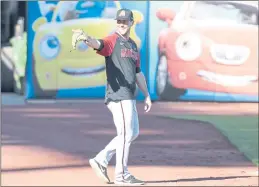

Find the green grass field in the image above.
[{"left": 166, "top": 115, "right": 259, "bottom": 166}]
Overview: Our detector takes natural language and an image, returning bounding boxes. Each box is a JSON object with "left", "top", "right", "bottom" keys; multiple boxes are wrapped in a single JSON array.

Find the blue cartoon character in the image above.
[{"left": 38, "top": 1, "right": 106, "bottom": 22}]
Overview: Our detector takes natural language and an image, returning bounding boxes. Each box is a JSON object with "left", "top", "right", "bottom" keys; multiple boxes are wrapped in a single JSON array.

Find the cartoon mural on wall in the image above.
[
  {"left": 149, "top": 1, "right": 258, "bottom": 102},
  {"left": 26, "top": 1, "right": 148, "bottom": 99},
  {"left": 26, "top": 1, "right": 258, "bottom": 102}
]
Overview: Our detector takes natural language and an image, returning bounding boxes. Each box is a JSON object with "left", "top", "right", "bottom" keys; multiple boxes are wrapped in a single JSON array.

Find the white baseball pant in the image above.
[{"left": 94, "top": 99, "right": 139, "bottom": 180}]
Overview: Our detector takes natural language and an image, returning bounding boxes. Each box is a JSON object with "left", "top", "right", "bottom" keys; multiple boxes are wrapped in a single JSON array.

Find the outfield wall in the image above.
[{"left": 25, "top": 1, "right": 258, "bottom": 102}]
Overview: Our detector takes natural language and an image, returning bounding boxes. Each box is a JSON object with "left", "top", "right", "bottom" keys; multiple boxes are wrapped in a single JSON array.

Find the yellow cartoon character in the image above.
[{"left": 32, "top": 1, "right": 143, "bottom": 96}]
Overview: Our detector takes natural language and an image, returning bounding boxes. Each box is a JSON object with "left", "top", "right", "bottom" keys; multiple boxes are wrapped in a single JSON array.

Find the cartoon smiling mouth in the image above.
[
  {"left": 61, "top": 65, "right": 105, "bottom": 77},
  {"left": 197, "top": 70, "right": 258, "bottom": 87}
]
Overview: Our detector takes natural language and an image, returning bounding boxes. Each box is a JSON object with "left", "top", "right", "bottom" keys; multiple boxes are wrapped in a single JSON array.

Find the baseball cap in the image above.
[{"left": 115, "top": 8, "right": 134, "bottom": 21}]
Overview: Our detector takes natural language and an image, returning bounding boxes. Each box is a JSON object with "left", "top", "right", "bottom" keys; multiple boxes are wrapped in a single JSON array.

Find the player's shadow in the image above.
[
  {"left": 144, "top": 175, "right": 254, "bottom": 184},
  {"left": 105, "top": 175, "right": 255, "bottom": 185}
]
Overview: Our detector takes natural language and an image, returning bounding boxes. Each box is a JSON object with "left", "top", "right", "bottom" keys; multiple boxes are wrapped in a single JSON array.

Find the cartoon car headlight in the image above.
[
  {"left": 39, "top": 35, "right": 60, "bottom": 60},
  {"left": 175, "top": 33, "right": 202, "bottom": 61}
]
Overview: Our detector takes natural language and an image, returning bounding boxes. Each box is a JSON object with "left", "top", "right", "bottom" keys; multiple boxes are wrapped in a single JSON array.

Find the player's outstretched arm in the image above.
[
  {"left": 84, "top": 36, "right": 102, "bottom": 50},
  {"left": 72, "top": 29, "right": 101, "bottom": 50},
  {"left": 72, "top": 29, "right": 117, "bottom": 56}
]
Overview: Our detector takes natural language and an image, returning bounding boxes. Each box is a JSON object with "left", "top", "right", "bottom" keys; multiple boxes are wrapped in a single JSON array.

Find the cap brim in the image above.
[{"left": 115, "top": 17, "right": 130, "bottom": 21}]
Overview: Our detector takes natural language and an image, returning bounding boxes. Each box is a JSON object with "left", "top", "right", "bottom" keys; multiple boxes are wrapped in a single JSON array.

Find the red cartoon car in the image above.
[{"left": 156, "top": 1, "right": 258, "bottom": 100}]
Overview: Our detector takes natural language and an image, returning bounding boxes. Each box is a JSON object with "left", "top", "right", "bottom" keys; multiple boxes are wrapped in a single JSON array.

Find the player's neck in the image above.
[
  {"left": 123, "top": 30, "right": 130, "bottom": 39},
  {"left": 117, "top": 30, "right": 130, "bottom": 40}
]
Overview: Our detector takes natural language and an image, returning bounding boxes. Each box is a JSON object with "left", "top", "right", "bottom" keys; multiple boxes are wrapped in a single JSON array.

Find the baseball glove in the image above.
[{"left": 71, "top": 29, "right": 88, "bottom": 52}]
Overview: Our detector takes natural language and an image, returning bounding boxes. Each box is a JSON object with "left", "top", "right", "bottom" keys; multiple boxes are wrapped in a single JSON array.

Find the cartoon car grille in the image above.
[{"left": 210, "top": 44, "right": 250, "bottom": 65}]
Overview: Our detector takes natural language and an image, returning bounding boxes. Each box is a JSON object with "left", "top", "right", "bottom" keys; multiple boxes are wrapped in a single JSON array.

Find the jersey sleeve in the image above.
[
  {"left": 95, "top": 34, "right": 118, "bottom": 57},
  {"left": 136, "top": 52, "right": 141, "bottom": 73}
]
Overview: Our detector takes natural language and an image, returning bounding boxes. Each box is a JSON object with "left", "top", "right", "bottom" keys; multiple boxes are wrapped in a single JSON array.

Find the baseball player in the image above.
[{"left": 72, "top": 8, "right": 151, "bottom": 185}]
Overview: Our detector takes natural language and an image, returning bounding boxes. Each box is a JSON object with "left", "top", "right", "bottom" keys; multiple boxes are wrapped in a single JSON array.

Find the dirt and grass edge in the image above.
[{"left": 157, "top": 115, "right": 259, "bottom": 167}]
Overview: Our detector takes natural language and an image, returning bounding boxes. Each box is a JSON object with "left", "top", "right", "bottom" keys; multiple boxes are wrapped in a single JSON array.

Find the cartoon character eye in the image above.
[
  {"left": 77, "top": 41, "right": 89, "bottom": 51},
  {"left": 39, "top": 35, "right": 60, "bottom": 60}
]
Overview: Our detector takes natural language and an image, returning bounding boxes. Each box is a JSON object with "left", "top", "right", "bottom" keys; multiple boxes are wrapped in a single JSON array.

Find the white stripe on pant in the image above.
[{"left": 94, "top": 99, "right": 139, "bottom": 180}]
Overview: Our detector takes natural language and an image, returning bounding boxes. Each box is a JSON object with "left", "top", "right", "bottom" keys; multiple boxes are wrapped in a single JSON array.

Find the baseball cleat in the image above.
[
  {"left": 89, "top": 158, "right": 110, "bottom": 183},
  {"left": 114, "top": 175, "right": 145, "bottom": 185}
]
